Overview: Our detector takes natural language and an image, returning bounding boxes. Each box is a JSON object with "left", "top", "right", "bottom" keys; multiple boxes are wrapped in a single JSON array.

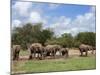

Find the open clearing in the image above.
[{"left": 11, "top": 49, "right": 96, "bottom": 74}]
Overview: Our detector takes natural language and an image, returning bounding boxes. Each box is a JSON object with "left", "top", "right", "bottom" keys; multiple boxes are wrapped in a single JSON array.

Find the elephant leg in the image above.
[
  {"left": 17, "top": 51, "right": 19, "bottom": 60},
  {"left": 52, "top": 51, "right": 55, "bottom": 59},
  {"left": 62, "top": 51, "right": 64, "bottom": 56},
  {"left": 16, "top": 52, "right": 19, "bottom": 60},
  {"left": 59, "top": 51, "right": 62, "bottom": 57},
  {"left": 41, "top": 51, "right": 45, "bottom": 60},
  {"left": 51, "top": 51, "right": 53, "bottom": 58},
  {"left": 40, "top": 51, "right": 43, "bottom": 59},
  {"left": 53, "top": 50, "right": 56, "bottom": 59},
  {"left": 79, "top": 48, "right": 83, "bottom": 56},
  {"left": 38, "top": 53, "right": 41, "bottom": 59},
  {"left": 64, "top": 51, "right": 67, "bottom": 58},
  {"left": 47, "top": 52, "right": 50, "bottom": 56},
  {"left": 13, "top": 52, "right": 16, "bottom": 60},
  {"left": 43, "top": 51, "right": 46, "bottom": 59},
  {"left": 80, "top": 51, "right": 83, "bottom": 56},
  {"left": 29, "top": 54, "right": 32, "bottom": 59},
  {"left": 44, "top": 51, "right": 47, "bottom": 59},
  {"left": 38, "top": 53, "right": 41, "bottom": 60},
  {"left": 79, "top": 48, "right": 84, "bottom": 56},
  {"left": 85, "top": 50, "right": 88, "bottom": 56},
  {"left": 14, "top": 53, "right": 17, "bottom": 60},
  {"left": 40, "top": 53, "right": 43, "bottom": 60},
  {"left": 37, "top": 53, "right": 39, "bottom": 59},
  {"left": 40, "top": 52, "right": 43, "bottom": 60},
  {"left": 29, "top": 50, "right": 33, "bottom": 59},
  {"left": 33, "top": 51, "right": 36, "bottom": 59}
]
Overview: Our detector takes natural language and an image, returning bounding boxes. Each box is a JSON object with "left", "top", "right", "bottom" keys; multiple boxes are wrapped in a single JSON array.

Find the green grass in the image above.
[{"left": 12, "top": 55, "right": 96, "bottom": 74}]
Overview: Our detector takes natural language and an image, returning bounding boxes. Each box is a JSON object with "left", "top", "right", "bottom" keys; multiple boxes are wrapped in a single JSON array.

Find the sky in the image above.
[{"left": 11, "top": 1, "right": 96, "bottom": 36}]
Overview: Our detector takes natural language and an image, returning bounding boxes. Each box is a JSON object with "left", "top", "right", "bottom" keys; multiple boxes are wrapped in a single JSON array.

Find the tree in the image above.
[
  {"left": 45, "top": 33, "right": 74, "bottom": 48},
  {"left": 12, "top": 23, "right": 54, "bottom": 49},
  {"left": 60, "top": 33, "right": 74, "bottom": 48},
  {"left": 12, "top": 22, "right": 96, "bottom": 49},
  {"left": 39, "top": 29, "right": 54, "bottom": 45},
  {"left": 75, "top": 32, "right": 96, "bottom": 46}
]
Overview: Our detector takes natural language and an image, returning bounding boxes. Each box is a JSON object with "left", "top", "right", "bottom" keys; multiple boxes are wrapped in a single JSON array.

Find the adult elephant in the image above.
[
  {"left": 60, "top": 48, "right": 69, "bottom": 58},
  {"left": 79, "top": 44, "right": 94, "bottom": 56},
  {"left": 12, "top": 45, "right": 21, "bottom": 60},
  {"left": 45, "top": 44, "right": 61, "bottom": 58},
  {"left": 28, "top": 43, "right": 44, "bottom": 60}
]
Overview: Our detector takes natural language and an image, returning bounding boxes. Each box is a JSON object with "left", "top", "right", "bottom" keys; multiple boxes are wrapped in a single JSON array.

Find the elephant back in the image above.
[
  {"left": 52, "top": 45, "right": 61, "bottom": 51},
  {"left": 45, "top": 45, "right": 53, "bottom": 51},
  {"left": 45, "top": 44, "right": 61, "bottom": 51},
  {"left": 61, "top": 48, "right": 68, "bottom": 51},
  {"left": 79, "top": 44, "right": 88, "bottom": 49},
  {"left": 31, "top": 43, "right": 42, "bottom": 48},
  {"left": 29, "top": 43, "right": 43, "bottom": 52}
]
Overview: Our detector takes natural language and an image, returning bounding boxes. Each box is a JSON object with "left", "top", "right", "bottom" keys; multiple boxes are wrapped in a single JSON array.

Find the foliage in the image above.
[
  {"left": 12, "top": 23, "right": 54, "bottom": 49},
  {"left": 12, "top": 22, "right": 96, "bottom": 49},
  {"left": 45, "top": 33, "right": 74, "bottom": 48},
  {"left": 75, "top": 32, "right": 96, "bottom": 46}
]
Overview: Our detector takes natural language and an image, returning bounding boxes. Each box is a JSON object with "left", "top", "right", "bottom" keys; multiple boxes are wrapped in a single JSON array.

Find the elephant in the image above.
[
  {"left": 60, "top": 48, "right": 69, "bottom": 58},
  {"left": 79, "top": 44, "right": 94, "bottom": 56},
  {"left": 12, "top": 45, "right": 21, "bottom": 60},
  {"left": 45, "top": 44, "right": 61, "bottom": 58},
  {"left": 28, "top": 43, "right": 44, "bottom": 60}
]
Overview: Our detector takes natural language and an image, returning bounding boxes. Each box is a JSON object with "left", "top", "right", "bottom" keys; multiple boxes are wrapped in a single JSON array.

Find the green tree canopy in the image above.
[
  {"left": 75, "top": 32, "right": 96, "bottom": 46},
  {"left": 12, "top": 23, "right": 54, "bottom": 49},
  {"left": 12, "top": 22, "right": 96, "bottom": 49}
]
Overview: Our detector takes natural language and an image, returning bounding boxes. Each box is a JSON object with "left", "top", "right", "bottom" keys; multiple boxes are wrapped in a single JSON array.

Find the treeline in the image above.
[{"left": 12, "top": 23, "right": 96, "bottom": 49}]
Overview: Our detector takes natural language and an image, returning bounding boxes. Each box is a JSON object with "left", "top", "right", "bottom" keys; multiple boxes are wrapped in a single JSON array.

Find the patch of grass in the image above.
[
  {"left": 19, "top": 50, "right": 29, "bottom": 56},
  {"left": 12, "top": 55, "right": 96, "bottom": 74}
]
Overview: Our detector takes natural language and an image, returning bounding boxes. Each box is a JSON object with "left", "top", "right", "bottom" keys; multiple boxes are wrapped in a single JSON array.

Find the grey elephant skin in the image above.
[{"left": 79, "top": 44, "right": 95, "bottom": 56}]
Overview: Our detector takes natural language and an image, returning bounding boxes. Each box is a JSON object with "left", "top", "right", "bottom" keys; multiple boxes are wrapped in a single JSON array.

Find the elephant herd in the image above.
[
  {"left": 12, "top": 43, "right": 95, "bottom": 60},
  {"left": 28, "top": 43, "right": 68, "bottom": 60}
]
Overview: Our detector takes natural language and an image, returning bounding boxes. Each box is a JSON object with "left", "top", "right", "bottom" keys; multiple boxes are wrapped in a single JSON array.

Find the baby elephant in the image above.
[{"left": 60, "top": 48, "right": 69, "bottom": 58}]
